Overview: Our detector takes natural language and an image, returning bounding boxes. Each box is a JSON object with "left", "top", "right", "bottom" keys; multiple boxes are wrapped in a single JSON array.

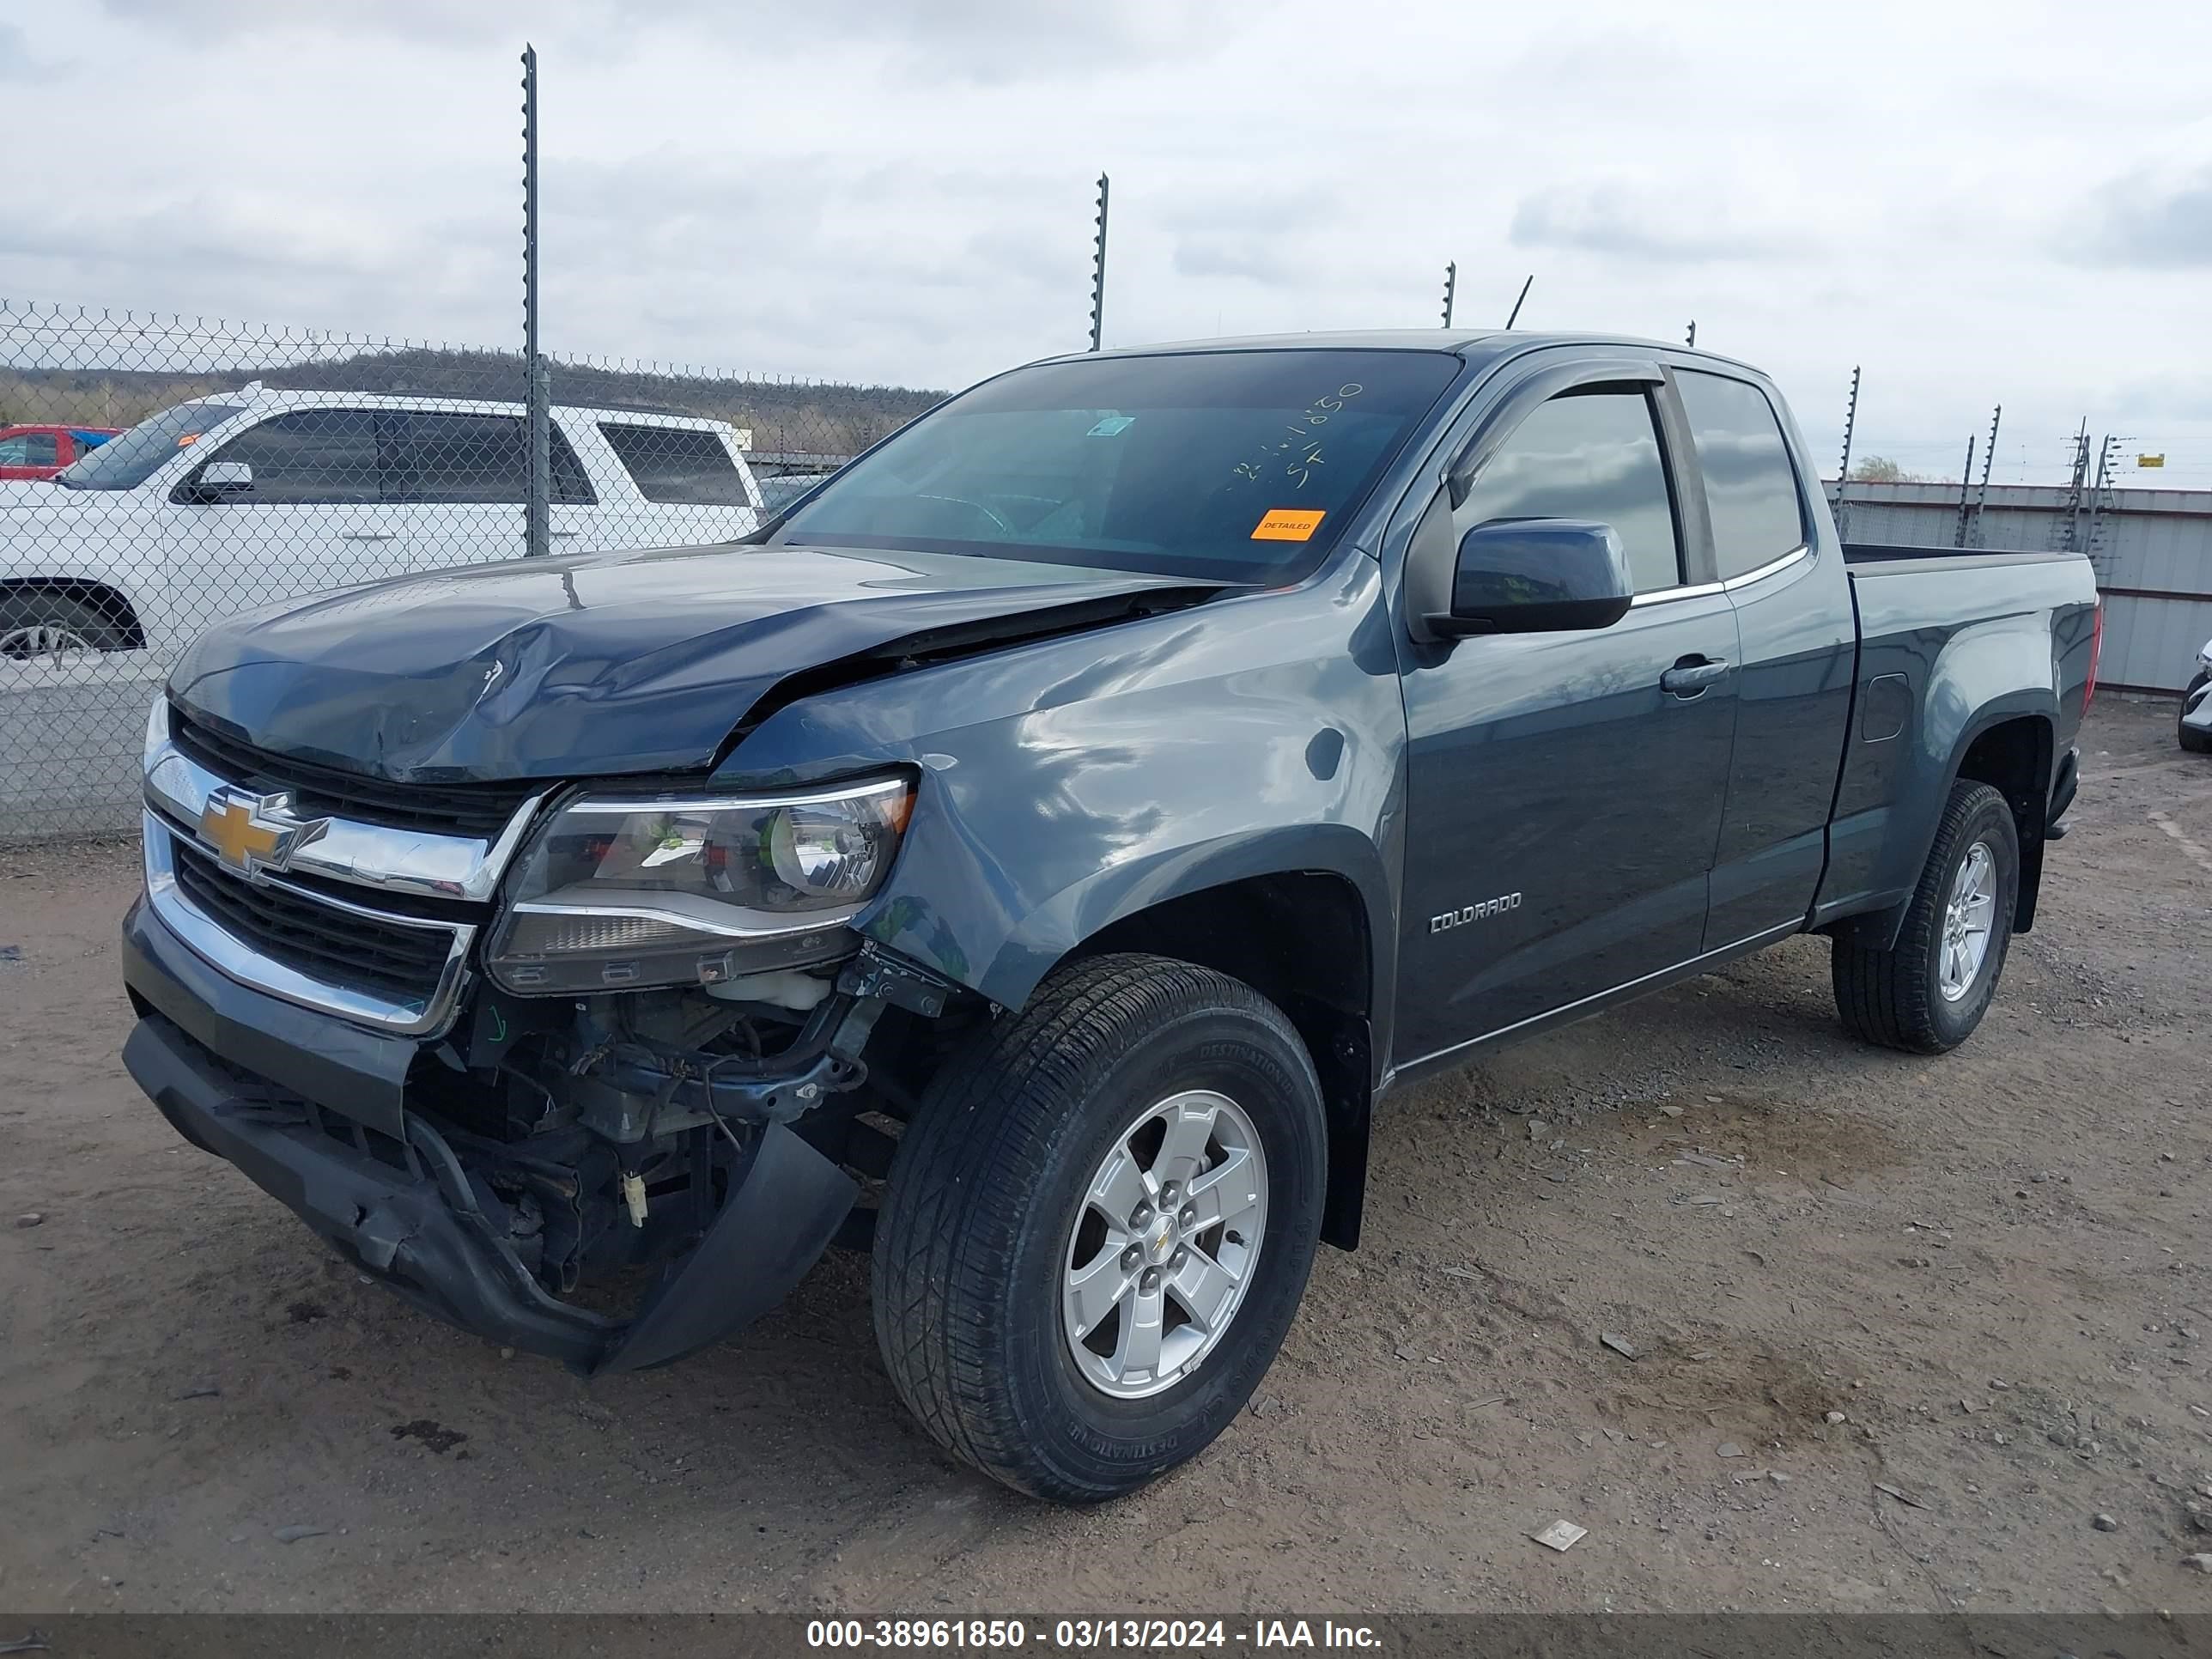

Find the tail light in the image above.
[{"left": 2083, "top": 603, "right": 2103, "bottom": 714}]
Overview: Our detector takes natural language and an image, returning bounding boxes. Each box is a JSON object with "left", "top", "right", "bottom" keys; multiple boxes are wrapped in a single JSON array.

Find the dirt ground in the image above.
[{"left": 1, "top": 696, "right": 2207, "bottom": 1616}]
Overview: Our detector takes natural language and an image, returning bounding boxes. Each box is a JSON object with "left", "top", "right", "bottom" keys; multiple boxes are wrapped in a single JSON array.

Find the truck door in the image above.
[
  {"left": 376, "top": 409, "right": 530, "bottom": 569},
  {"left": 1669, "top": 368, "right": 1855, "bottom": 950},
  {"left": 167, "top": 407, "right": 395, "bottom": 633},
  {"left": 0, "top": 430, "right": 61, "bottom": 480},
  {"left": 1393, "top": 377, "right": 1739, "bottom": 1064}
]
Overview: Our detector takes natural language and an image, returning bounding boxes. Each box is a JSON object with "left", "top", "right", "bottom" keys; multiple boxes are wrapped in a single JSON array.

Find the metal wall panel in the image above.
[{"left": 1832, "top": 482, "right": 2212, "bottom": 690}]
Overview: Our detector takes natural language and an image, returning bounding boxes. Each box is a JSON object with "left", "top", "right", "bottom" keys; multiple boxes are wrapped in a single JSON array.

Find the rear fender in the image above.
[{"left": 1820, "top": 614, "right": 2057, "bottom": 949}]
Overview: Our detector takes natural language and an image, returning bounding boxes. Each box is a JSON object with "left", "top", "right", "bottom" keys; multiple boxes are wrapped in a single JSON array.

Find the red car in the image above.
[{"left": 0, "top": 423, "right": 123, "bottom": 482}]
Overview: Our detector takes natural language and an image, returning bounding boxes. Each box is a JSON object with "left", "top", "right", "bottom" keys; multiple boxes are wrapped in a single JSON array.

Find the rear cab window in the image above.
[
  {"left": 599, "top": 422, "right": 751, "bottom": 505},
  {"left": 1674, "top": 370, "right": 1807, "bottom": 580}
]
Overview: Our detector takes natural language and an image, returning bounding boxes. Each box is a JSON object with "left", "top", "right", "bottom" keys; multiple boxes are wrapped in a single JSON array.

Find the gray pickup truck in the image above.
[{"left": 119, "top": 331, "right": 2100, "bottom": 1502}]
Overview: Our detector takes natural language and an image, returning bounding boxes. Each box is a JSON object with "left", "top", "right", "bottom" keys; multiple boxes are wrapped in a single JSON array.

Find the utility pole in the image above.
[
  {"left": 1087, "top": 173, "right": 1110, "bottom": 352},
  {"left": 521, "top": 44, "right": 550, "bottom": 562},
  {"left": 1504, "top": 274, "right": 1533, "bottom": 330},
  {"left": 1685, "top": 320, "right": 1696, "bottom": 347},
  {"left": 1440, "top": 262, "right": 1456, "bottom": 329}
]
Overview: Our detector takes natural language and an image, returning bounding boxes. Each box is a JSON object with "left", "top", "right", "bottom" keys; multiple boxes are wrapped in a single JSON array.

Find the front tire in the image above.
[
  {"left": 1832, "top": 780, "right": 2019, "bottom": 1054},
  {"left": 871, "top": 953, "right": 1328, "bottom": 1503}
]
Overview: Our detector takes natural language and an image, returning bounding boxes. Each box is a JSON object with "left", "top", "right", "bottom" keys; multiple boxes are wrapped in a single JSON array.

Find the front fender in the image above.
[
  {"left": 968, "top": 822, "right": 1395, "bottom": 1012},
  {"left": 715, "top": 556, "right": 1408, "bottom": 1023}
]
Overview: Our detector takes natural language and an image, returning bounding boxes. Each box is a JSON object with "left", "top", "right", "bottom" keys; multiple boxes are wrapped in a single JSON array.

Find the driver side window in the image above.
[
  {"left": 1457, "top": 389, "right": 1683, "bottom": 594},
  {"left": 196, "top": 410, "right": 381, "bottom": 504}
]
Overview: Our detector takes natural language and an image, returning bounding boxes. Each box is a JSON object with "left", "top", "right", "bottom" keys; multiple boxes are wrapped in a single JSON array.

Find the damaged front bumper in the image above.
[{"left": 120, "top": 895, "right": 860, "bottom": 1375}]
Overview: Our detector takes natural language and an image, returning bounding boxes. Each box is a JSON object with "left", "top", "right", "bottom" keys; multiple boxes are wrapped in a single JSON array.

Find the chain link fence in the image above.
[{"left": 0, "top": 300, "right": 938, "bottom": 840}]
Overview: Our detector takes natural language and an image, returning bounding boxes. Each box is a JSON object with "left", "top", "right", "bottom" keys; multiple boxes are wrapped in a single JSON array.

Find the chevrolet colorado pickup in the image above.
[{"left": 118, "top": 332, "right": 2100, "bottom": 1502}]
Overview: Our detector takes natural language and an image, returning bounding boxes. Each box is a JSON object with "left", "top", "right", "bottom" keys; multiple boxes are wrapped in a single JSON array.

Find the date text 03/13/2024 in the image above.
[{"left": 804, "top": 1618, "right": 1382, "bottom": 1649}]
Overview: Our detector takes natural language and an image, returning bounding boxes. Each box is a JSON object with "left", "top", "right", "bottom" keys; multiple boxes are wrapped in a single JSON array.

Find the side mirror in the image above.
[
  {"left": 1429, "top": 518, "right": 1635, "bottom": 637},
  {"left": 185, "top": 459, "right": 253, "bottom": 502}
]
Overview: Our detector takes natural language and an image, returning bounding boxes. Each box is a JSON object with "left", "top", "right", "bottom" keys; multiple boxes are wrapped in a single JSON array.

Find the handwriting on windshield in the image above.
[{"left": 1231, "top": 383, "right": 1364, "bottom": 490}]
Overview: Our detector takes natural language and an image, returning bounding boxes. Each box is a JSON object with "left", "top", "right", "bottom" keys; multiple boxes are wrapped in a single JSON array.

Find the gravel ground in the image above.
[{"left": 1, "top": 696, "right": 2207, "bottom": 1616}]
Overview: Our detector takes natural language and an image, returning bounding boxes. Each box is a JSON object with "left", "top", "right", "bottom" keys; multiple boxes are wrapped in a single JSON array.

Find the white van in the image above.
[{"left": 0, "top": 385, "right": 763, "bottom": 658}]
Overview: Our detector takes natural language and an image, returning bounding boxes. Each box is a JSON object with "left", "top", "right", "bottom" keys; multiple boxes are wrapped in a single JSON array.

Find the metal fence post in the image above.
[
  {"left": 1953, "top": 435, "right": 1977, "bottom": 547},
  {"left": 2056, "top": 422, "right": 2090, "bottom": 552},
  {"left": 1088, "top": 174, "right": 1110, "bottom": 353},
  {"left": 1832, "top": 366, "right": 1860, "bottom": 539},
  {"left": 1968, "top": 405, "right": 2000, "bottom": 547},
  {"left": 522, "top": 44, "right": 550, "bottom": 561}
]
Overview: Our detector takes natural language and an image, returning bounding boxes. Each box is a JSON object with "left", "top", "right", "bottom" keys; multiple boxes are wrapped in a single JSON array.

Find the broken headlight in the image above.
[{"left": 485, "top": 775, "right": 915, "bottom": 994}]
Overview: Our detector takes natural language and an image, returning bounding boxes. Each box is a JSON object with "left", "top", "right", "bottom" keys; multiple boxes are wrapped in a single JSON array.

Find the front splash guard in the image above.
[{"left": 598, "top": 1121, "right": 858, "bottom": 1374}]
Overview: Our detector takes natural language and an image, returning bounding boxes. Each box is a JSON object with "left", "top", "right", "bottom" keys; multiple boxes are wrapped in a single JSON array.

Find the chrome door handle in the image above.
[
  {"left": 1661, "top": 656, "right": 1731, "bottom": 696},
  {"left": 339, "top": 531, "right": 397, "bottom": 542}
]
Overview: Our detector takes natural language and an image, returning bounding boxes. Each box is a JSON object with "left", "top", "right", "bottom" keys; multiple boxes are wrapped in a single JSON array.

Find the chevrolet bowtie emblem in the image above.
[{"left": 198, "top": 788, "right": 329, "bottom": 878}]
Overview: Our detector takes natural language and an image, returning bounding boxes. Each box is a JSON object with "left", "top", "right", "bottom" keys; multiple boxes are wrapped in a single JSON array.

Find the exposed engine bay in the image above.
[{"left": 402, "top": 942, "right": 961, "bottom": 1334}]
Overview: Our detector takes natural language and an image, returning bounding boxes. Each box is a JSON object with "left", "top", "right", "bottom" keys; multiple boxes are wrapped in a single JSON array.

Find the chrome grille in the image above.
[
  {"left": 170, "top": 836, "right": 454, "bottom": 1007},
  {"left": 140, "top": 701, "right": 538, "bottom": 1036}
]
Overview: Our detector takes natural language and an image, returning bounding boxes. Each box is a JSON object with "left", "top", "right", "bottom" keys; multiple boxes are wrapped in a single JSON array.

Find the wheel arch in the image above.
[
  {"left": 1952, "top": 712, "right": 2053, "bottom": 933},
  {"left": 0, "top": 575, "right": 148, "bottom": 650},
  {"left": 1828, "top": 702, "right": 2053, "bottom": 951},
  {"left": 1065, "top": 867, "right": 1378, "bottom": 1251},
  {"left": 941, "top": 830, "right": 1392, "bottom": 1255}
]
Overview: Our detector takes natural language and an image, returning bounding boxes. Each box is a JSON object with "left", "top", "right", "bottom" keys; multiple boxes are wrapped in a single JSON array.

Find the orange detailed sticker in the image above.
[{"left": 1251, "top": 507, "right": 1326, "bottom": 542}]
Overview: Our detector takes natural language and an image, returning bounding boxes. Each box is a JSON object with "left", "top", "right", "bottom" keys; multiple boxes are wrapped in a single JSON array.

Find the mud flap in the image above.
[{"left": 592, "top": 1122, "right": 859, "bottom": 1376}]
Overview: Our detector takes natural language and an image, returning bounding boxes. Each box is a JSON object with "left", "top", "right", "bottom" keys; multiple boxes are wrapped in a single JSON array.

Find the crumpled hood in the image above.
[{"left": 167, "top": 541, "right": 1203, "bottom": 782}]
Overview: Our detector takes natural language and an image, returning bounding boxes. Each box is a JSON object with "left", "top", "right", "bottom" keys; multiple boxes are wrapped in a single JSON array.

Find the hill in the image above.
[{"left": 0, "top": 344, "right": 942, "bottom": 459}]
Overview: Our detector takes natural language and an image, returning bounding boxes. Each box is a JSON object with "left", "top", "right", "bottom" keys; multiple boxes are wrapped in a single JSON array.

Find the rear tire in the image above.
[
  {"left": 0, "top": 590, "right": 131, "bottom": 659},
  {"left": 2182, "top": 676, "right": 2212, "bottom": 754},
  {"left": 1832, "top": 780, "right": 2019, "bottom": 1054},
  {"left": 871, "top": 952, "right": 1328, "bottom": 1503}
]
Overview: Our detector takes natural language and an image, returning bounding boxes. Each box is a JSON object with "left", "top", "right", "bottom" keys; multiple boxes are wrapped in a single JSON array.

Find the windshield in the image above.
[
  {"left": 769, "top": 349, "right": 1462, "bottom": 581},
  {"left": 52, "top": 398, "right": 245, "bottom": 490}
]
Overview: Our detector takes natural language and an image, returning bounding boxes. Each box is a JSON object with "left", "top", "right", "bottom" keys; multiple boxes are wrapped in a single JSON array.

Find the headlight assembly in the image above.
[
  {"left": 143, "top": 693, "right": 170, "bottom": 772},
  {"left": 486, "top": 775, "right": 915, "bottom": 994}
]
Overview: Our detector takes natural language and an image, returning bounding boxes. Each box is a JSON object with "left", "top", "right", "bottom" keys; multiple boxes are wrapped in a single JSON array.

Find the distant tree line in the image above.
[
  {"left": 0, "top": 346, "right": 945, "bottom": 459},
  {"left": 1849, "top": 456, "right": 1936, "bottom": 483}
]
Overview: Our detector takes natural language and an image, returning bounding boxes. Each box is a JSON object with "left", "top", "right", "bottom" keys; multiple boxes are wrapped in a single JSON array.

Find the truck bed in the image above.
[
  {"left": 1841, "top": 540, "right": 2080, "bottom": 568},
  {"left": 1816, "top": 543, "right": 2099, "bottom": 939}
]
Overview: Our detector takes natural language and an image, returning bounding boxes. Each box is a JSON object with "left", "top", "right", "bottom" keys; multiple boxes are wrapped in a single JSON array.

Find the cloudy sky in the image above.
[{"left": 6, "top": 0, "right": 2211, "bottom": 483}]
